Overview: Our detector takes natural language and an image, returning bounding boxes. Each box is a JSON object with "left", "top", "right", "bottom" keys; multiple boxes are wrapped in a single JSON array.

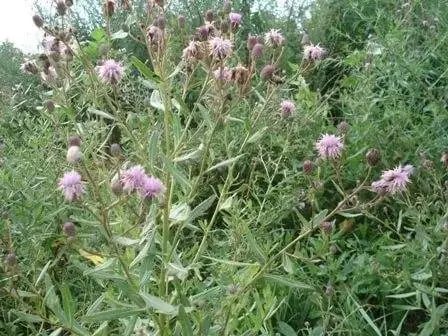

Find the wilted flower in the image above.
[
  {"left": 229, "top": 12, "right": 242, "bottom": 27},
  {"left": 56, "top": 0, "right": 67, "bottom": 16},
  {"left": 251, "top": 43, "right": 263, "bottom": 58},
  {"left": 41, "top": 66, "right": 57, "bottom": 83},
  {"left": 303, "top": 44, "right": 326, "bottom": 61},
  {"left": 260, "top": 64, "right": 275, "bottom": 80},
  {"left": 264, "top": 29, "right": 285, "bottom": 48},
  {"left": 209, "top": 36, "right": 233, "bottom": 60},
  {"left": 205, "top": 9, "right": 214, "bottom": 22},
  {"left": 213, "top": 67, "right": 233, "bottom": 82},
  {"left": 232, "top": 65, "right": 249, "bottom": 85},
  {"left": 182, "top": 41, "right": 202, "bottom": 61},
  {"left": 46, "top": 100, "right": 55, "bottom": 111},
  {"left": 155, "top": 15, "right": 166, "bottom": 29},
  {"left": 120, "top": 165, "right": 146, "bottom": 192},
  {"left": 67, "top": 145, "right": 82, "bottom": 163},
  {"left": 247, "top": 35, "right": 259, "bottom": 50},
  {"left": 280, "top": 100, "right": 296, "bottom": 117},
  {"left": 371, "top": 165, "right": 414, "bottom": 195},
  {"left": 20, "top": 60, "right": 38, "bottom": 75},
  {"left": 96, "top": 59, "right": 124, "bottom": 84},
  {"left": 315, "top": 134, "right": 344, "bottom": 160},
  {"left": 147, "top": 25, "right": 164, "bottom": 45},
  {"left": 104, "top": 0, "right": 115, "bottom": 17},
  {"left": 138, "top": 176, "right": 166, "bottom": 200},
  {"left": 58, "top": 171, "right": 85, "bottom": 201},
  {"left": 198, "top": 21, "right": 215, "bottom": 39}
]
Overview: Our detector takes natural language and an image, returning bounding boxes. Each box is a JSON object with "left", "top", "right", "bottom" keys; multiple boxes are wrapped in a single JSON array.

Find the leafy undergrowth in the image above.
[{"left": 1, "top": 0, "right": 448, "bottom": 335}]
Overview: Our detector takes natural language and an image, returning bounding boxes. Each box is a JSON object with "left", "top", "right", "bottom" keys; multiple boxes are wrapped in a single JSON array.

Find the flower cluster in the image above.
[
  {"left": 120, "top": 165, "right": 165, "bottom": 200},
  {"left": 371, "top": 165, "right": 414, "bottom": 195}
]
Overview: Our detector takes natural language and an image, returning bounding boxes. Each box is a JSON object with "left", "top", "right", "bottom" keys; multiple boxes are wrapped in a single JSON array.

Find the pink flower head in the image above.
[
  {"left": 58, "top": 171, "right": 85, "bottom": 201},
  {"left": 315, "top": 134, "right": 344, "bottom": 160},
  {"left": 280, "top": 100, "right": 296, "bottom": 117},
  {"left": 372, "top": 164, "right": 414, "bottom": 195},
  {"left": 229, "top": 12, "right": 242, "bottom": 27},
  {"left": 96, "top": 59, "right": 124, "bottom": 85},
  {"left": 182, "top": 41, "right": 201, "bottom": 61},
  {"left": 138, "top": 175, "right": 166, "bottom": 200},
  {"left": 120, "top": 165, "right": 146, "bottom": 193},
  {"left": 213, "top": 67, "right": 233, "bottom": 82},
  {"left": 209, "top": 36, "right": 233, "bottom": 60},
  {"left": 264, "top": 29, "right": 285, "bottom": 48},
  {"left": 303, "top": 44, "right": 326, "bottom": 61}
]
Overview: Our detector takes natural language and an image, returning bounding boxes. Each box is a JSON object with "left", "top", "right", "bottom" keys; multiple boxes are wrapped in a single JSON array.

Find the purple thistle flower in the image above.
[
  {"left": 315, "top": 134, "right": 344, "bottom": 160},
  {"left": 96, "top": 59, "right": 124, "bottom": 85},
  {"left": 58, "top": 171, "right": 85, "bottom": 201},
  {"left": 372, "top": 165, "right": 414, "bottom": 195},
  {"left": 209, "top": 36, "right": 233, "bottom": 60},
  {"left": 120, "top": 165, "right": 146, "bottom": 193},
  {"left": 280, "top": 100, "right": 296, "bottom": 117},
  {"left": 303, "top": 44, "right": 326, "bottom": 61},
  {"left": 138, "top": 176, "right": 166, "bottom": 200},
  {"left": 251, "top": 43, "right": 263, "bottom": 58},
  {"left": 264, "top": 29, "right": 285, "bottom": 48},
  {"left": 229, "top": 12, "right": 242, "bottom": 27}
]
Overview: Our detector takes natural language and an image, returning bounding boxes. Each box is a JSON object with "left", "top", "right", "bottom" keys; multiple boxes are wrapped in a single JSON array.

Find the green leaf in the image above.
[
  {"left": 411, "top": 271, "right": 432, "bottom": 281},
  {"left": 189, "top": 195, "right": 216, "bottom": 222},
  {"left": 177, "top": 305, "right": 194, "bottom": 336},
  {"left": 49, "top": 328, "right": 63, "bottom": 336},
  {"left": 87, "top": 107, "right": 115, "bottom": 120},
  {"left": 264, "top": 274, "right": 314, "bottom": 290},
  {"left": 60, "top": 283, "right": 75, "bottom": 327},
  {"left": 150, "top": 90, "right": 164, "bottom": 111},
  {"left": 114, "top": 236, "right": 139, "bottom": 246},
  {"left": 278, "top": 321, "right": 297, "bottom": 336},
  {"left": 161, "top": 156, "right": 192, "bottom": 190},
  {"left": 12, "top": 310, "right": 44, "bottom": 323},
  {"left": 242, "top": 223, "right": 266, "bottom": 264},
  {"left": 170, "top": 203, "right": 191, "bottom": 223},
  {"left": 140, "top": 292, "right": 178, "bottom": 315},
  {"left": 350, "top": 294, "right": 382, "bottom": 336},
  {"left": 35, "top": 260, "right": 51, "bottom": 287},
  {"left": 173, "top": 144, "right": 204, "bottom": 163},
  {"left": 206, "top": 154, "right": 246, "bottom": 173},
  {"left": 247, "top": 127, "right": 269, "bottom": 144},
  {"left": 219, "top": 196, "right": 233, "bottom": 211},
  {"left": 91, "top": 28, "right": 106, "bottom": 41},
  {"left": 140, "top": 78, "right": 158, "bottom": 89},
  {"left": 130, "top": 56, "right": 159, "bottom": 82},
  {"left": 111, "top": 30, "right": 128, "bottom": 40},
  {"left": 84, "top": 308, "right": 144, "bottom": 322}
]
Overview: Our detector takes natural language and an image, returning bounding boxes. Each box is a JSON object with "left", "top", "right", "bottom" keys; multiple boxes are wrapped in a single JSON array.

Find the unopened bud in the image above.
[
  {"left": 67, "top": 135, "right": 82, "bottom": 147},
  {"left": 325, "top": 283, "right": 334, "bottom": 296},
  {"left": 247, "top": 35, "right": 258, "bottom": 50},
  {"left": 340, "top": 219, "right": 354, "bottom": 234},
  {"left": 56, "top": 0, "right": 67, "bottom": 15},
  {"left": 260, "top": 64, "right": 275, "bottom": 80},
  {"left": 251, "top": 43, "right": 263, "bottom": 58},
  {"left": 111, "top": 174, "right": 123, "bottom": 195},
  {"left": 104, "top": 0, "right": 115, "bottom": 17},
  {"left": 65, "top": 0, "right": 74, "bottom": 7},
  {"left": 329, "top": 244, "right": 338, "bottom": 254},
  {"left": 67, "top": 145, "right": 82, "bottom": 163},
  {"left": 99, "top": 43, "right": 110, "bottom": 56},
  {"left": 110, "top": 143, "right": 122, "bottom": 157},
  {"left": 366, "top": 148, "right": 381, "bottom": 166},
  {"left": 220, "top": 20, "right": 230, "bottom": 34},
  {"left": 178, "top": 15, "right": 185, "bottom": 27},
  {"left": 121, "top": 23, "right": 130, "bottom": 32},
  {"left": 226, "top": 284, "right": 240, "bottom": 295},
  {"left": 5, "top": 253, "right": 17, "bottom": 266},
  {"left": 32, "top": 15, "right": 44, "bottom": 28},
  {"left": 46, "top": 100, "right": 55, "bottom": 111},
  {"left": 303, "top": 160, "right": 313, "bottom": 175},
  {"left": 337, "top": 121, "right": 350, "bottom": 135},
  {"left": 321, "top": 221, "right": 334, "bottom": 234},
  {"left": 156, "top": 15, "right": 166, "bottom": 29},
  {"left": 63, "top": 222, "right": 76, "bottom": 237}
]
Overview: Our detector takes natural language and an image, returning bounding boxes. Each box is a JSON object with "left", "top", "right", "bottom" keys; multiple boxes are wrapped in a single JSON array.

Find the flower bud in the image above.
[
  {"left": 366, "top": 148, "right": 381, "bottom": 166},
  {"left": 56, "top": 0, "right": 67, "bottom": 15},
  {"left": 99, "top": 43, "right": 110, "bottom": 56},
  {"left": 5, "top": 253, "right": 17, "bottom": 266},
  {"left": 337, "top": 121, "right": 350, "bottom": 135},
  {"left": 325, "top": 283, "right": 334, "bottom": 296},
  {"left": 251, "top": 43, "right": 263, "bottom": 58},
  {"left": 178, "top": 15, "right": 185, "bottom": 27},
  {"left": 110, "top": 174, "right": 123, "bottom": 195},
  {"left": 63, "top": 221, "right": 76, "bottom": 237},
  {"left": 67, "top": 145, "right": 82, "bottom": 163},
  {"left": 321, "top": 221, "right": 334, "bottom": 234},
  {"left": 226, "top": 284, "right": 240, "bottom": 295},
  {"left": 156, "top": 15, "right": 166, "bottom": 29},
  {"left": 303, "top": 160, "right": 313, "bottom": 175},
  {"left": 67, "top": 135, "right": 82, "bottom": 147},
  {"left": 205, "top": 9, "right": 214, "bottom": 22},
  {"left": 121, "top": 23, "right": 130, "bottom": 32},
  {"left": 110, "top": 143, "right": 122, "bottom": 157},
  {"left": 329, "top": 244, "right": 338, "bottom": 254},
  {"left": 65, "top": 0, "right": 74, "bottom": 7},
  {"left": 46, "top": 100, "right": 55, "bottom": 111},
  {"left": 220, "top": 20, "right": 230, "bottom": 34},
  {"left": 104, "top": 0, "right": 115, "bottom": 17},
  {"left": 32, "top": 15, "right": 44, "bottom": 28}
]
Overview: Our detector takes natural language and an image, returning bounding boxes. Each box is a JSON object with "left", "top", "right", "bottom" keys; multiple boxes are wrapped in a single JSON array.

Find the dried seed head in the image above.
[
  {"left": 205, "top": 9, "right": 214, "bottom": 22},
  {"left": 110, "top": 143, "right": 122, "bottom": 157},
  {"left": 366, "top": 148, "right": 381, "bottom": 166},
  {"left": 67, "top": 135, "right": 82, "bottom": 147},
  {"left": 56, "top": 0, "right": 67, "bottom": 15},
  {"left": 260, "top": 64, "right": 275, "bottom": 80},
  {"left": 67, "top": 146, "right": 82, "bottom": 163},
  {"left": 32, "top": 15, "right": 44, "bottom": 28},
  {"left": 63, "top": 222, "right": 76, "bottom": 237},
  {"left": 303, "top": 160, "right": 313, "bottom": 175}
]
